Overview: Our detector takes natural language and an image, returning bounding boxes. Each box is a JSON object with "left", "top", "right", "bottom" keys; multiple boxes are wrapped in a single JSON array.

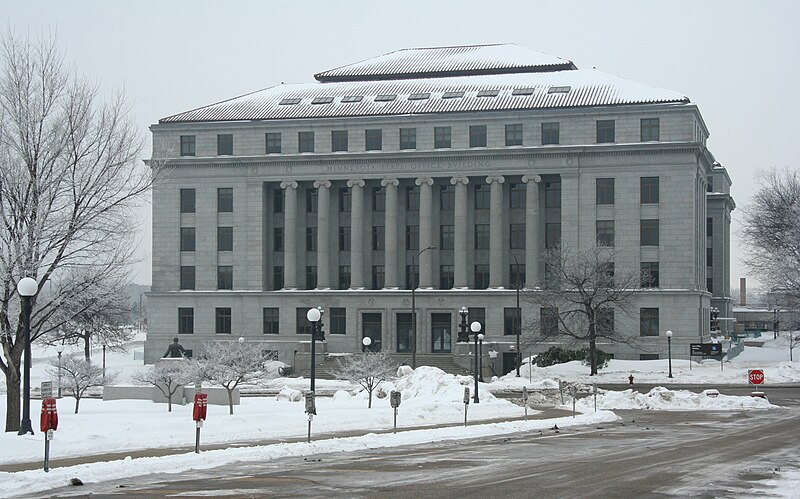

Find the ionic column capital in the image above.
[
  {"left": 347, "top": 179, "right": 365, "bottom": 188},
  {"left": 522, "top": 174, "right": 542, "bottom": 184},
  {"left": 313, "top": 180, "right": 332, "bottom": 189},
  {"left": 280, "top": 180, "right": 298, "bottom": 190},
  {"left": 415, "top": 177, "right": 434, "bottom": 186},
  {"left": 450, "top": 176, "right": 470, "bottom": 186},
  {"left": 381, "top": 178, "right": 400, "bottom": 187},
  {"left": 486, "top": 175, "right": 505, "bottom": 185}
]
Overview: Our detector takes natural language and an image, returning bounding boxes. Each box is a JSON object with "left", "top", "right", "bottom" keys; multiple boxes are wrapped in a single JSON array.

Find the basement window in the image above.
[
  {"left": 341, "top": 95, "right": 364, "bottom": 103},
  {"left": 279, "top": 98, "right": 301, "bottom": 105},
  {"left": 442, "top": 91, "right": 465, "bottom": 99},
  {"left": 311, "top": 96, "right": 334, "bottom": 105},
  {"left": 408, "top": 93, "right": 430, "bottom": 101},
  {"left": 512, "top": 87, "right": 535, "bottom": 96},
  {"left": 477, "top": 89, "right": 500, "bottom": 98},
  {"left": 547, "top": 86, "right": 571, "bottom": 94},
  {"left": 375, "top": 94, "right": 397, "bottom": 102}
]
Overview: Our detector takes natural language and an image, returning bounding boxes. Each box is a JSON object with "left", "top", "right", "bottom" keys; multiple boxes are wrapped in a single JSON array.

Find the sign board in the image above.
[
  {"left": 748, "top": 369, "right": 765, "bottom": 385},
  {"left": 40, "top": 381, "right": 53, "bottom": 399},
  {"left": 690, "top": 343, "right": 723, "bottom": 357}
]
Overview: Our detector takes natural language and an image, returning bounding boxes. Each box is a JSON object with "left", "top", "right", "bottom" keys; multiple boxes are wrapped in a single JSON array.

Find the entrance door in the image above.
[
  {"left": 431, "top": 313, "right": 451, "bottom": 353},
  {"left": 362, "top": 313, "right": 382, "bottom": 352}
]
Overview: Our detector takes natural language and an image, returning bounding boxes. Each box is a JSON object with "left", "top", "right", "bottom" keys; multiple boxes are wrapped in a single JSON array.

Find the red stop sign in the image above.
[{"left": 748, "top": 369, "right": 765, "bottom": 385}]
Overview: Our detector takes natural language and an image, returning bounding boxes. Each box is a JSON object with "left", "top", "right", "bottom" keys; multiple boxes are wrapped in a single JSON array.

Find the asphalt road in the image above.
[{"left": 40, "top": 387, "right": 800, "bottom": 498}]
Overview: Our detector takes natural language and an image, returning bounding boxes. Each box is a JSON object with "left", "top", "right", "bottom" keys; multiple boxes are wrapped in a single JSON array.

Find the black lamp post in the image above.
[
  {"left": 56, "top": 344, "right": 63, "bottom": 398},
  {"left": 478, "top": 333, "right": 484, "bottom": 382},
  {"left": 17, "top": 277, "right": 37, "bottom": 435},
  {"left": 306, "top": 307, "right": 325, "bottom": 393},
  {"left": 456, "top": 307, "right": 482, "bottom": 403},
  {"left": 102, "top": 340, "right": 107, "bottom": 383},
  {"left": 411, "top": 245, "right": 435, "bottom": 369},
  {"left": 512, "top": 254, "right": 523, "bottom": 377},
  {"left": 666, "top": 330, "right": 673, "bottom": 378}
]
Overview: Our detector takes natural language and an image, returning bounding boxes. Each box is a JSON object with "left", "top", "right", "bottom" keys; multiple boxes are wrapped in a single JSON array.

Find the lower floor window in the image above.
[{"left": 216, "top": 307, "right": 232, "bottom": 334}]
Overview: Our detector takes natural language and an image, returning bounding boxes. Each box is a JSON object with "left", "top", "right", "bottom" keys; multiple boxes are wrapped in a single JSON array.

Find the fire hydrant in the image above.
[{"left": 628, "top": 374, "right": 634, "bottom": 385}]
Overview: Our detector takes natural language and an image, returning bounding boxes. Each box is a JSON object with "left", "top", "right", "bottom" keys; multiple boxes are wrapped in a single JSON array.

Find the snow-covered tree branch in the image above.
[
  {"left": 334, "top": 350, "right": 396, "bottom": 408},
  {"left": 47, "top": 354, "right": 113, "bottom": 414},
  {"left": 132, "top": 360, "right": 192, "bottom": 412}
]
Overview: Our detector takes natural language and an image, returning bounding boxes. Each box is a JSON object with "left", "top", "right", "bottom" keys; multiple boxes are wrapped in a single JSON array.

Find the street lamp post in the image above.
[
  {"left": 478, "top": 333, "right": 484, "bottom": 382},
  {"left": 17, "top": 277, "right": 37, "bottom": 435},
  {"left": 470, "top": 322, "right": 482, "bottom": 403},
  {"left": 710, "top": 307, "right": 719, "bottom": 334},
  {"left": 102, "top": 341, "right": 107, "bottom": 383},
  {"left": 306, "top": 307, "right": 325, "bottom": 393},
  {"left": 512, "top": 254, "right": 523, "bottom": 377},
  {"left": 56, "top": 345, "right": 63, "bottom": 398},
  {"left": 666, "top": 330, "right": 673, "bottom": 378},
  {"left": 411, "top": 245, "right": 435, "bottom": 369}
]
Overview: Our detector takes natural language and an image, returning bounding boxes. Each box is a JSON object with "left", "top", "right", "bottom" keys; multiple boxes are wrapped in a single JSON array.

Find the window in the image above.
[
  {"left": 365, "top": 129, "right": 382, "bottom": 151},
  {"left": 596, "top": 120, "right": 615, "bottom": 143},
  {"left": 641, "top": 177, "right": 659, "bottom": 203},
  {"left": 375, "top": 94, "right": 396, "bottom": 102},
  {"left": 545, "top": 181, "right": 561, "bottom": 208},
  {"left": 440, "top": 225, "right": 454, "bottom": 250},
  {"left": 279, "top": 98, "right": 301, "bottom": 105},
  {"left": 641, "top": 262, "right": 659, "bottom": 288},
  {"left": 339, "top": 188, "right": 351, "bottom": 212},
  {"left": 298, "top": 131, "right": 314, "bottom": 153},
  {"left": 545, "top": 223, "right": 561, "bottom": 249},
  {"left": 372, "top": 225, "right": 385, "bottom": 251},
  {"left": 542, "top": 122, "right": 560, "bottom": 145},
  {"left": 596, "top": 178, "right": 614, "bottom": 205},
  {"left": 477, "top": 89, "right": 499, "bottom": 97},
  {"left": 266, "top": 133, "right": 281, "bottom": 154},
  {"left": 510, "top": 223, "right": 525, "bottom": 249},
  {"left": 406, "top": 225, "right": 419, "bottom": 250},
  {"left": 597, "top": 262, "right": 615, "bottom": 287},
  {"left": 406, "top": 186, "right": 419, "bottom": 211},
  {"left": 180, "top": 227, "right": 195, "bottom": 252},
  {"left": 440, "top": 185, "right": 454, "bottom": 210},
  {"left": 339, "top": 226, "right": 351, "bottom": 251},
  {"left": 218, "top": 227, "right": 233, "bottom": 251},
  {"left": 339, "top": 265, "right": 351, "bottom": 289},
  {"left": 341, "top": 95, "right": 363, "bottom": 103},
  {"left": 597, "top": 308, "right": 615, "bottom": 336},
  {"left": 440, "top": 265, "right": 454, "bottom": 288},
  {"left": 468, "top": 308, "right": 485, "bottom": 335},
  {"left": 474, "top": 224, "right": 490, "bottom": 249},
  {"left": 179, "top": 266, "right": 195, "bottom": 290},
  {"left": 640, "top": 219, "right": 659, "bottom": 246},
  {"left": 331, "top": 130, "right": 348, "bottom": 152},
  {"left": 273, "top": 227, "right": 283, "bottom": 252},
  {"left": 474, "top": 265, "right": 490, "bottom": 289},
  {"left": 640, "top": 308, "right": 659, "bottom": 336},
  {"left": 273, "top": 189, "right": 284, "bottom": 213},
  {"left": 216, "top": 308, "right": 232, "bottom": 334},
  {"left": 263, "top": 308, "right": 279, "bottom": 334},
  {"left": 469, "top": 125, "right": 487, "bottom": 148},
  {"left": 475, "top": 184, "right": 490, "bottom": 209},
  {"left": 178, "top": 308, "right": 194, "bottom": 334},
  {"left": 330, "top": 307, "right": 346, "bottom": 335},
  {"left": 640, "top": 353, "right": 660, "bottom": 361},
  {"left": 510, "top": 183, "right": 525, "bottom": 209},
  {"left": 405, "top": 264, "right": 418, "bottom": 290},
  {"left": 217, "top": 134, "right": 233, "bottom": 155},
  {"left": 217, "top": 265, "right": 233, "bottom": 290},
  {"left": 296, "top": 308, "right": 312, "bottom": 335},
  {"left": 372, "top": 265, "right": 385, "bottom": 289},
  {"left": 547, "top": 86, "right": 571, "bottom": 94},
  {"left": 541, "top": 307, "right": 559, "bottom": 335},
  {"left": 217, "top": 188, "right": 233, "bottom": 212},
  {"left": 180, "top": 135, "right": 196, "bottom": 156},
  {"left": 306, "top": 227, "right": 317, "bottom": 252},
  {"left": 707, "top": 277, "right": 714, "bottom": 293},
  {"left": 434, "top": 126, "right": 451, "bottom": 148},
  {"left": 311, "top": 96, "right": 333, "bottom": 105},
  {"left": 505, "top": 124, "right": 523, "bottom": 146},
  {"left": 306, "top": 189, "right": 318, "bottom": 213},
  {"left": 397, "top": 313, "right": 412, "bottom": 352},
  {"left": 306, "top": 266, "right": 317, "bottom": 289},
  {"left": 408, "top": 92, "right": 430, "bottom": 101},
  {"left": 400, "top": 128, "right": 416, "bottom": 150},
  {"left": 443, "top": 91, "right": 465, "bottom": 99},
  {"left": 707, "top": 218, "right": 713, "bottom": 237},
  {"left": 504, "top": 308, "right": 521, "bottom": 336},
  {"left": 510, "top": 263, "right": 525, "bottom": 288},
  {"left": 596, "top": 220, "right": 615, "bottom": 247},
  {"left": 641, "top": 118, "right": 660, "bottom": 141},
  {"left": 273, "top": 266, "right": 283, "bottom": 289},
  {"left": 180, "top": 188, "right": 195, "bottom": 213},
  {"left": 707, "top": 247, "right": 713, "bottom": 266},
  {"left": 372, "top": 187, "right": 385, "bottom": 211}
]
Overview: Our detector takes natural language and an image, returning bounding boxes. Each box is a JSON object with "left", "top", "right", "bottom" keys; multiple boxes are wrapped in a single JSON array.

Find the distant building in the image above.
[{"left": 145, "top": 44, "right": 734, "bottom": 371}]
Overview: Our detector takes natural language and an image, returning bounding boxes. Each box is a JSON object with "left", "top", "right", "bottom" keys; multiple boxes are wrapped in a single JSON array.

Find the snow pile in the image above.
[
  {"left": 275, "top": 386, "right": 302, "bottom": 402},
  {"left": 391, "top": 366, "right": 495, "bottom": 403},
  {"left": 572, "top": 387, "right": 777, "bottom": 411},
  {"left": 333, "top": 390, "right": 351, "bottom": 401}
]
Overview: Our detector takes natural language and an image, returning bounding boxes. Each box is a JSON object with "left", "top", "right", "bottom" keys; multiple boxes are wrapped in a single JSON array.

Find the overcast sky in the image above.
[{"left": 7, "top": 0, "right": 800, "bottom": 290}]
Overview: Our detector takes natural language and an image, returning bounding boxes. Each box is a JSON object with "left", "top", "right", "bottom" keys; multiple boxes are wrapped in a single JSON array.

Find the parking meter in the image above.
[
  {"left": 390, "top": 390, "right": 401, "bottom": 409},
  {"left": 193, "top": 391, "right": 207, "bottom": 454},
  {"left": 463, "top": 387, "right": 470, "bottom": 426},
  {"left": 40, "top": 396, "right": 58, "bottom": 472}
]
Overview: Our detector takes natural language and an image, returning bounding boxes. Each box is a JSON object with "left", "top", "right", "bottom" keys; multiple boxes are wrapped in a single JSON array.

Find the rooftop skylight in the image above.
[
  {"left": 408, "top": 93, "right": 431, "bottom": 101},
  {"left": 477, "top": 89, "right": 500, "bottom": 98},
  {"left": 442, "top": 91, "right": 465, "bottom": 99},
  {"left": 547, "top": 86, "right": 571, "bottom": 94},
  {"left": 512, "top": 87, "right": 535, "bottom": 96},
  {"left": 311, "top": 97, "right": 334, "bottom": 105},
  {"left": 375, "top": 94, "right": 397, "bottom": 102},
  {"left": 279, "top": 98, "right": 301, "bottom": 105},
  {"left": 341, "top": 95, "right": 364, "bottom": 103}
]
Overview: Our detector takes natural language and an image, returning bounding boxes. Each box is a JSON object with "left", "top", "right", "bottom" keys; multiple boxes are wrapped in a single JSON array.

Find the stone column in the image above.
[
  {"left": 348, "top": 179, "right": 366, "bottom": 289},
  {"left": 279, "top": 180, "right": 298, "bottom": 289},
  {"left": 314, "top": 180, "right": 331, "bottom": 289},
  {"left": 416, "top": 177, "right": 434, "bottom": 288},
  {"left": 522, "top": 174, "right": 541, "bottom": 286},
  {"left": 487, "top": 175, "right": 505, "bottom": 288},
  {"left": 451, "top": 176, "right": 470, "bottom": 288},
  {"left": 382, "top": 178, "right": 400, "bottom": 288}
]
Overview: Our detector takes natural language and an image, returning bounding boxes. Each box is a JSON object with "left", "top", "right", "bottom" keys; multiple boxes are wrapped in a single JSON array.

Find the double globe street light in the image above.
[
  {"left": 457, "top": 307, "right": 483, "bottom": 404},
  {"left": 305, "top": 307, "right": 325, "bottom": 393}
]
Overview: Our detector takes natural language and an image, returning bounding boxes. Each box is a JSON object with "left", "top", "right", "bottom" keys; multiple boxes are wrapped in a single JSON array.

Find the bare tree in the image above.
[
  {"left": 195, "top": 339, "right": 269, "bottom": 415},
  {"left": 47, "top": 355, "right": 113, "bottom": 413},
  {"left": 132, "top": 361, "right": 192, "bottom": 412},
  {"left": 0, "top": 30, "right": 152, "bottom": 431},
  {"left": 523, "top": 247, "right": 641, "bottom": 375},
  {"left": 335, "top": 350, "right": 396, "bottom": 408}
]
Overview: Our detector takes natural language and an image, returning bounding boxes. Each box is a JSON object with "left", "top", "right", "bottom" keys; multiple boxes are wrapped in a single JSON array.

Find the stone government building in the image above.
[{"left": 144, "top": 44, "right": 734, "bottom": 373}]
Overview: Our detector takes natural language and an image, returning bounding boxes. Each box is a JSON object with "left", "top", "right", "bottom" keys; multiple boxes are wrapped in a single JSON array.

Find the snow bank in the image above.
[{"left": 572, "top": 387, "right": 777, "bottom": 411}]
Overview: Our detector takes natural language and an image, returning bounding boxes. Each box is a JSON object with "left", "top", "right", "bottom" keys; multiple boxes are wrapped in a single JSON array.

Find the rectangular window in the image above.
[
  {"left": 372, "top": 187, "right": 385, "bottom": 211},
  {"left": 545, "top": 223, "right": 561, "bottom": 249},
  {"left": 365, "top": 129, "right": 382, "bottom": 151},
  {"left": 180, "top": 227, "right": 195, "bottom": 252},
  {"left": 338, "top": 226, "right": 351, "bottom": 251},
  {"left": 406, "top": 225, "right": 419, "bottom": 250},
  {"left": 707, "top": 217, "right": 713, "bottom": 237},
  {"left": 440, "top": 185, "right": 455, "bottom": 210},
  {"left": 474, "top": 224, "right": 490, "bottom": 249},
  {"left": 339, "top": 265, "right": 351, "bottom": 289},
  {"left": 266, "top": 132, "right": 281, "bottom": 154},
  {"left": 273, "top": 189, "right": 284, "bottom": 213},
  {"left": 298, "top": 131, "right": 315, "bottom": 153},
  {"left": 596, "top": 220, "right": 615, "bottom": 247},
  {"left": 641, "top": 177, "right": 659, "bottom": 203},
  {"left": 296, "top": 308, "right": 313, "bottom": 335},
  {"left": 597, "top": 308, "right": 615, "bottom": 336},
  {"left": 641, "top": 118, "right": 660, "bottom": 141},
  {"left": 179, "top": 266, "right": 195, "bottom": 290},
  {"left": 405, "top": 264, "right": 419, "bottom": 290},
  {"left": 406, "top": 186, "right": 419, "bottom": 211},
  {"left": 545, "top": 181, "right": 561, "bottom": 208},
  {"left": 598, "top": 262, "right": 615, "bottom": 288},
  {"left": 396, "top": 313, "right": 412, "bottom": 352},
  {"left": 180, "top": 188, "right": 196, "bottom": 213},
  {"left": 217, "top": 265, "right": 233, "bottom": 290},
  {"left": 217, "top": 134, "right": 233, "bottom": 155},
  {"left": 180, "top": 135, "right": 196, "bottom": 157},
  {"left": 263, "top": 308, "right": 279, "bottom": 334},
  {"left": 217, "top": 187, "right": 233, "bottom": 212},
  {"left": 331, "top": 130, "right": 348, "bottom": 152},
  {"left": 641, "top": 262, "right": 660, "bottom": 288},
  {"left": 273, "top": 227, "right": 284, "bottom": 252},
  {"left": 640, "top": 219, "right": 659, "bottom": 246},
  {"left": 434, "top": 126, "right": 451, "bottom": 148},
  {"left": 469, "top": 125, "right": 487, "bottom": 148},
  {"left": 330, "top": 307, "right": 346, "bottom": 335},
  {"left": 596, "top": 120, "right": 615, "bottom": 143},
  {"left": 707, "top": 247, "right": 713, "bottom": 266},
  {"left": 542, "top": 122, "right": 560, "bottom": 145},
  {"left": 510, "top": 183, "right": 525, "bottom": 209},
  {"left": 640, "top": 308, "right": 659, "bottom": 336},
  {"left": 474, "top": 264, "right": 490, "bottom": 289},
  {"left": 273, "top": 266, "right": 283, "bottom": 289},
  {"left": 372, "top": 265, "right": 385, "bottom": 289},
  {"left": 216, "top": 307, "right": 232, "bottom": 334},
  {"left": 468, "top": 308, "right": 485, "bottom": 331},
  {"left": 596, "top": 178, "right": 615, "bottom": 205},
  {"left": 440, "top": 225, "right": 454, "bottom": 250},
  {"left": 541, "top": 307, "right": 559, "bottom": 335},
  {"left": 640, "top": 353, "right": 660, "bottom": 360},
  {"left": 306, "top": 189, "right": 318, "bottom": 213},
  {"left": 372, "top": 226, "right": 385, "bottom": 251},
  {"left": 475, "top": 184, "right": 490, "bottom": 210},
  {"left": 504, "top": 307, "right": 521, "bottom": 336},
  {"left": 510, "top": 223, "right": 525, "bottom": 249},
  {"left": 178, "top": 308, "right": 194, "bottom": 334},
  {"left": 510, "top": 263, "right": 525, "bottom": 288},
  {"left": 306, "top": 227, "right": 317, "bottom": 252},
  {"left": 339, "top": 188, "right": 351, "bottom": 212},
  {"left": 440, "top": 265, "right": 454, "bottom": 288},
  {"left": 218, "top": 227, "right": 233, "bottom": 251},
  {"left": 505, "top": 124, "right": 523, "bottom": 146},
  {"left": 400, "top": 128, "right": 416, "bottom": 150},
  {"left": 707, "top": 277, "right": 714, "bottom": 293},
  {"left": 306, "top": 266, "right": 317, "bottom": 289}
]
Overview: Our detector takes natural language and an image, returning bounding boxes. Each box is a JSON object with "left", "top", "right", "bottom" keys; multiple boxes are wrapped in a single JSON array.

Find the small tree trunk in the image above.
[
  {"left": 168, "top": 393, "right": 173, "bottom": 412},
  {"left": 588, "top": 333, "right": 598, "bottom": 376},
  {"left": 5, "top": 375, "right": 21, "bottom": 432},
  {"left": 368, "top": 388, "right": 373, "bottom": 409},
  {"left": 84, "top": 335, "right": 91, "bottom": 362},
  {"left": 74, "top": 397, "right": 80, "bottom": 414},
  {"left": 228, "top": 388, "right": 234, "bottom": 415}
]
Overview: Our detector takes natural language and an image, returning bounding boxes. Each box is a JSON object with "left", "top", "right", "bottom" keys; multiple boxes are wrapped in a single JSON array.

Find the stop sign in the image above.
[{"left": 748, "top": 369, "right": 765, "bottom": 385}]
